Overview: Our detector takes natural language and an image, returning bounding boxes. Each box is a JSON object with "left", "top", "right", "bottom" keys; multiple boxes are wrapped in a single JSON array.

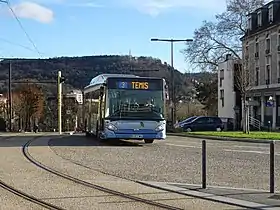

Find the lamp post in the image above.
[{"left": 151, "top": 38, "right": 193, "bottom": 125}]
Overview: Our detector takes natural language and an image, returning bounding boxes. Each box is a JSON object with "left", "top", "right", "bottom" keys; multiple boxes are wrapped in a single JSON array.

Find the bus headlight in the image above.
[
  {"left": 106, "top": 123, "right": 118, "bottom": 131},
  {"left": 155, "top": 124, "right": 164, "bottom": 132}
]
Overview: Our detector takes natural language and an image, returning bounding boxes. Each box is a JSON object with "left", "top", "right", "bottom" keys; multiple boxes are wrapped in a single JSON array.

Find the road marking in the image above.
[
  {"left": 223, "top": 149, "right": 280, "bottom": 155},
  {"left": 164, "top": 143, "right": 201, "bottom": 149},
  {"left": 232, "top": 145, "right": 268, "bottom": 149}
]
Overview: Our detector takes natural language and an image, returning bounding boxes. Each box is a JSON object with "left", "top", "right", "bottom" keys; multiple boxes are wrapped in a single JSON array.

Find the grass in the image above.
[{"left": 186, "top": 131, "right": 280, "bottom": 140}]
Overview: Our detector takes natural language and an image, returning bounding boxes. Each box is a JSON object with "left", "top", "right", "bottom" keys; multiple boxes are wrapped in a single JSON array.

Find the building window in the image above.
[
  {"left": 278, "top": 34, "right": 280, "bottom": 51},
  {"left": 257, "top": 11, "right": 262, "bottom": 26},
  {"left": 266, "top": 65, "right": 271, "bottom": 84},
  {"left": 255, "top": 42, "right": 259, "bottom": 57},
  {"left": 266, "top": 38, "right": 271, "bottom": 51},
  {"left": 220, "top": 90, "right": 224, "bottom": 107},
  {"left": 268, "top": 4, "right": 273, "bottom": 22},
  {"left": 220, "top": 78, "right": 223, "bottom": 87},
  {"left": 256, "top": 58, "right": 259, "bottom": 67},
  {"left": 278, "top": 59, "right": 280, "bottom": 79},
  {"left": 266, "top": 56, "right": 270, "bottom": 65},
  {"left": 219, "top": 69, "right": 224, "bottom": 87},
  {"left": 247, "top": 16, "right": 252, "bottom": 30},
  {"left": 255, "top": 67, "right": 259, "bottom": 86}
]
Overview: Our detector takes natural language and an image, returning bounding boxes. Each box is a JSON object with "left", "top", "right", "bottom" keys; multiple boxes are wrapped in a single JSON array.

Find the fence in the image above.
[{"left": 201, "top": 139, "right": 275, "bottom": 193}]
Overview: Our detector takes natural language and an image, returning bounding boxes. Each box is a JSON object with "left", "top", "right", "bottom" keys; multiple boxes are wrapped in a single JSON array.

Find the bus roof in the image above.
[
  {"left": 87, "top": 74, "right": 138, "bottom": 88},
  {"left": 85, "top": 73, "right": 165, "bottom": 90}
]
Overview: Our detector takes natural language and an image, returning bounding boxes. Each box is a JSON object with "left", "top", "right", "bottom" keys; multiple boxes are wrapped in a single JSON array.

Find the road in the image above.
[
  {"left": 50, "top": 135, "right": 280, "bottom": 192},
  {"left": 0, "top": 134, "right": 242, "bottom": 210}
]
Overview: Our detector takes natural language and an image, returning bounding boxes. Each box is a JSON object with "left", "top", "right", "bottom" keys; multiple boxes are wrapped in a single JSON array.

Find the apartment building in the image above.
[
  {"left": 241, "top": 0, "right": 280, "bottom": 129},
  {"left": 218, "top": 55, "right": 242, "bottom": 125}
]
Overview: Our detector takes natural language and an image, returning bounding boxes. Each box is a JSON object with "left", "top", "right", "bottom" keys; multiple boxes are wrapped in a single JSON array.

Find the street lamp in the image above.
[{"left": 151, "top": 38, "right": 193, "bottom": 125}]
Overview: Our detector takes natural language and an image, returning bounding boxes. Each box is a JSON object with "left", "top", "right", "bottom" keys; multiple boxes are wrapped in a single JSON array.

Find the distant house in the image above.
[{"left": 218, "top": 54, "right": 242, "bottom": 129}]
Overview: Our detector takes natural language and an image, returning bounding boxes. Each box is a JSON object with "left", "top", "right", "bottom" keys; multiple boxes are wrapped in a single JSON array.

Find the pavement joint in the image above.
[{"left": 138, "top": 181, "right": 280, "bottom": 210}]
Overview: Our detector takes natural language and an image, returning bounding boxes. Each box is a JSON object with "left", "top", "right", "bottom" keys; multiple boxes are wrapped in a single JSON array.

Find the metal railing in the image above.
[
  {"left": 249, "top": 116, "right": 261, "bottom": 130},
  {"left": 201, "top": 139, "right": 275, "bottom": 193}
]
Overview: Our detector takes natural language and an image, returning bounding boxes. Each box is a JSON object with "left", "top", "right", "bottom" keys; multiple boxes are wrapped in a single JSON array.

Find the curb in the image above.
[
  {"left": 137, "top": 181, "right": 277, "bottom": 210},
  {"left": 167, "top": 133, "right": 274, "bottom": 144}
]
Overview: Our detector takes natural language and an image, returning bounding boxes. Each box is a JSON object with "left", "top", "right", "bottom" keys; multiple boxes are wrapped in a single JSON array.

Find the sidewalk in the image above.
[{"left": 139, "top": 181, "right": 280, "bottom": 210}]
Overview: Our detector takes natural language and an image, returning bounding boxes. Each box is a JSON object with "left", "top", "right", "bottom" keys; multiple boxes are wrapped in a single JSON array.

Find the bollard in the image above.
[
  {"left": 270, "top": 141, "right": 275, "bottom": 193},
  {"left": 202, "top": 140, "right": 206, "bottom": 189}
]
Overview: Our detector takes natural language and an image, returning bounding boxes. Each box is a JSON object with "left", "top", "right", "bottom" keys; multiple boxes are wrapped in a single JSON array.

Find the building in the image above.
[
  {"left": 218, "top": 55, "right": 242, "bottom": 126},
  {"left": 241, "top": 0, "right": 280, "bottom": 129},
  {"left": 66, "top": 89, "right": 83, "bottom": 104}
]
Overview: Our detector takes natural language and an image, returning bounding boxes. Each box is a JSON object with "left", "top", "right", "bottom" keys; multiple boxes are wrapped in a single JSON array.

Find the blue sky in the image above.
[{"left": 0, "top": 0, "right": 226, "bottom": 73}]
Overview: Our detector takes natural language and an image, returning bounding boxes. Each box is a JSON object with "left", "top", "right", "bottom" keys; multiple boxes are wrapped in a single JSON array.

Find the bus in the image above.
[{"left": 83, "top": 74, "right": 168, "bottom": 143}]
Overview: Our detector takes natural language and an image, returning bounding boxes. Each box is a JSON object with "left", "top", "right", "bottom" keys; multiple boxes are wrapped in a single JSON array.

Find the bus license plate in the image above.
[{"left": 131, "top": 134, "right": 143, "bottom": 138}]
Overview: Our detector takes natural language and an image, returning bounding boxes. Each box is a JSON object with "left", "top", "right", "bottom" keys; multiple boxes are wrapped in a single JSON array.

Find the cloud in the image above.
[
  {"left": 120, "top": 0, "right": 226, "bottom": 16},
  {"left": 11, "top": 1, "right": 54, "bottom": 23}
]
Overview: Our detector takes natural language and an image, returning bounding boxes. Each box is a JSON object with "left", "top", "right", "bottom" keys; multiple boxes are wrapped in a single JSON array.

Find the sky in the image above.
[{"left": 0, "top": 0, "right": 227, "bottom": 73}]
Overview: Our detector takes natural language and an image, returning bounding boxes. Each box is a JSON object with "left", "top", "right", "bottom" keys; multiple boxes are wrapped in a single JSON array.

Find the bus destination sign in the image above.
[{"left": 107, "top": 78, "right": 162, "bottom": 90}]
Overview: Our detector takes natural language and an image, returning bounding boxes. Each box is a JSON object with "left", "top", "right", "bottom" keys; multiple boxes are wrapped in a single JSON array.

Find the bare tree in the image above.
[
  {"left": 233, "top": 58, "right": 252, "bottom": 133},
  {"left": 183, "top": 0, "right": 264, "bottom": 71},
  {"left": 14, "top": 83, "right": 45, "bottom": 131},
  {"left": 182, "top": 0, "right": 264, "bottom": 132}
]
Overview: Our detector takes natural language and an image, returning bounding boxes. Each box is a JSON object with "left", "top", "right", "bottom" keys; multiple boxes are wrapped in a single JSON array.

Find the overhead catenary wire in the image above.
[
  {"left": 0, "top": 37, "right": 39, "bottom": 53},
  {"left": 0, "top": 0, "right": 43, "bottom": 57}
]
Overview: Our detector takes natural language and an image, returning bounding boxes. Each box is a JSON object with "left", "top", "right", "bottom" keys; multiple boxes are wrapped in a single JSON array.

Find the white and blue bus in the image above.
[{"left": 83, "top": 74, "right": 167, "bottom": 143}]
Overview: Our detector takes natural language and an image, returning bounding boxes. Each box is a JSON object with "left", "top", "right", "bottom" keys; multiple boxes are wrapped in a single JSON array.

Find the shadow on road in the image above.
[
  {"left": 0, "top": 133, "right": 148, "bottom": 147},
  {"left": 49, "top": 135, "right": 145, "bottom": 147}
]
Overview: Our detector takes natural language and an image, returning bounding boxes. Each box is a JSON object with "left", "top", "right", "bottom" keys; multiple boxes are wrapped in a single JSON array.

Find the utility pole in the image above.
[
  {"left": 150, "top": 38, "right": 193, "bottom": 126},
  {"left": 57, "top": 71, "right": 65, "bottom": 134},
  {"left": 8, "top": 61, "right": 12, "bottom": 131}
]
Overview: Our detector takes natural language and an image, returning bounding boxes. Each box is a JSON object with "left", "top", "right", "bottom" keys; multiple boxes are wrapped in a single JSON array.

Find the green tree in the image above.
[{"left": 194, "top": 77, "right": 218, "bottom": 116}]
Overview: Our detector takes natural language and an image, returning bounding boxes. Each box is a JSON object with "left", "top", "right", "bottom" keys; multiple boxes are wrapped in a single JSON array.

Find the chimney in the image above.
[{"left": 225, "top": 54, "right": 232, "bottom": 61}]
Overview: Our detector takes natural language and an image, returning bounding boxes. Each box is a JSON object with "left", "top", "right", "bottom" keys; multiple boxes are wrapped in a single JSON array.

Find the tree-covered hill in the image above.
[{"left": 0, "top": 55, "right": 194, "bottom": 96}]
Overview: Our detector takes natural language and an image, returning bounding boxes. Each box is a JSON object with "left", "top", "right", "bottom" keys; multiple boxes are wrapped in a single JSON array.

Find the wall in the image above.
[{"left": 218, "top": 58, "right": 236, "bottom": 119}]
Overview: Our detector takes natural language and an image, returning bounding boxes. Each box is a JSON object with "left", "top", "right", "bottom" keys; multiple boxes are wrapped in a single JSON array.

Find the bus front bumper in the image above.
[{"left": 100, "top": 129, "right": 166, "bottom": 140}]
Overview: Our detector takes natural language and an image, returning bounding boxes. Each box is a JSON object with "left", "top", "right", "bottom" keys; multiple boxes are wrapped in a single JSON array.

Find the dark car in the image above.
[
  {"left": 174, "top": 116, "right": 198, "bottom": 128},
  {"left": 182, "top": 116, "right": 223, "bottom": 132}
]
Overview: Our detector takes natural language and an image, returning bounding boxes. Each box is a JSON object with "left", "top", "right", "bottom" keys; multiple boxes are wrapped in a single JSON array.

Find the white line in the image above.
[
  {"left": 164, "top": 143, "right": 201, "bottom": 148},
  {"left": 223, "top": 149, "right": 280, "bottom": 156},
  {"left": 232, "top": 145, "right": 268, "bottom": 149}
]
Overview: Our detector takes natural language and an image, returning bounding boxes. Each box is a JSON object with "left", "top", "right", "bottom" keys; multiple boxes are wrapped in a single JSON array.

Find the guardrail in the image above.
[{"left": 201, "top": 139, "right": 275, "bottom": 193}]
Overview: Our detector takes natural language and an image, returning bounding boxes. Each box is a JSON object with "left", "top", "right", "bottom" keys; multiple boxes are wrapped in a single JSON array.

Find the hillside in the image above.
[{"left": 0, "top": 55, "right": 193, "bottom": 95}]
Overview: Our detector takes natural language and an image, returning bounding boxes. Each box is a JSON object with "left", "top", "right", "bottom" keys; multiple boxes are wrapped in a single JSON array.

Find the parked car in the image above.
[
  {"left": 174, "top": 116, "right": 198, "bottom": 128},
  {"left": 182, "top": 116, "right": 224, "bottom": 132}
]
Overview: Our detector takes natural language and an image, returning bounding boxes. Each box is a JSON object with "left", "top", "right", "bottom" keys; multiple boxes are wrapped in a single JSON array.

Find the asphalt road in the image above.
[
  {"left": 49, "top": 135, "right": 280, "bottom": 192},
  {"left": 0, "top": 134, "right": 241, "bottom": 210}
]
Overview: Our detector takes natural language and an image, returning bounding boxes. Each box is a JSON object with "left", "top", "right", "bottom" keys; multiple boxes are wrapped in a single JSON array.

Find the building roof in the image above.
[{"left": 87, "top": 74, "right": 139, "bottom": 88}]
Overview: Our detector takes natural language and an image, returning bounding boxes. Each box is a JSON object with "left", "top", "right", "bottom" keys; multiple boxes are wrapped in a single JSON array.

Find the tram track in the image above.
[
  {"left": 0, "top": 180, "right": 65, "bottom": 210},
  {"left": 23, "top": 138, "right": 184, "bottom": 210},
  {"left": 0, "top": 135, "right": 65, "bottom": 210}
]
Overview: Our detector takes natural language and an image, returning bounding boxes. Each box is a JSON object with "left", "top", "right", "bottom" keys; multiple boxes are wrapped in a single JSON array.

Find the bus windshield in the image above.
[{"left": 107, "top": 89, "right": 164, "bottom": 120}]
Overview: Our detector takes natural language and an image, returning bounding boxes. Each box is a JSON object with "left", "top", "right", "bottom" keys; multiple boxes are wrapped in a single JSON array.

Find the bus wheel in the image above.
[{"left": 144, "top": 139, "right": 154, "bottom": 144}]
